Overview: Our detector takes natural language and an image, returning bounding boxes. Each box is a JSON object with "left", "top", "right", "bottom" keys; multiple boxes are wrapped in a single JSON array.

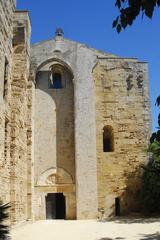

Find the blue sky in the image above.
[{"left": 17, "top": 0, "right": 160, "bottom": 131}]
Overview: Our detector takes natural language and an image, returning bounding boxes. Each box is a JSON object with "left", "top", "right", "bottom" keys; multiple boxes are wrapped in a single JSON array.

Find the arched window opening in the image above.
[
  {"left": 103, "top": 126, "right": 114, "bottom": 152},
  {"left": 49, "top": 72, "right": 62, "bottom": 89}
]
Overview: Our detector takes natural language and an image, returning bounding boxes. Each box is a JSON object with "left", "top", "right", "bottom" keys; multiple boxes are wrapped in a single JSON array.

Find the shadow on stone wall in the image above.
[
  {"left": 98, "top": 163, "right": 159, "bottom": 220},
  {"left": 98, "top": 167, "right": 143, "bottom": 219},
  {"left": 139, "top": 233, "right": 160, "bottom": 240},
  {"left": 36, "top": 70, "right": 75, "bottom": 180}
]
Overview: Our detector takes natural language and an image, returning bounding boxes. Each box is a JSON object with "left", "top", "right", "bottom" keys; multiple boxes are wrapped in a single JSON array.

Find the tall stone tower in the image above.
[{"left": 0, "top": 1, "right": 151, "bottom": 225}]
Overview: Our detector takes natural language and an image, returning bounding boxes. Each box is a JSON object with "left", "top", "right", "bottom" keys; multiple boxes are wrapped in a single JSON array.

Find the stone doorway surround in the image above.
[{"left": 34, "top": 168, "right": 76, "bottom": 220}]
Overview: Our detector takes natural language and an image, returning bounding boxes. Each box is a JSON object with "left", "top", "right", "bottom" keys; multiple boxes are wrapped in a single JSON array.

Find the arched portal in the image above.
[{"left": 34, "top": 59, "right": 76, "bottom": 220}]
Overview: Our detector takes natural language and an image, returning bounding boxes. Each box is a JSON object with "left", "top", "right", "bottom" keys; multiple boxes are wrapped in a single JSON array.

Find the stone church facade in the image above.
[{"left": 0, "top": 1, "right": 151, "bottom": 225}]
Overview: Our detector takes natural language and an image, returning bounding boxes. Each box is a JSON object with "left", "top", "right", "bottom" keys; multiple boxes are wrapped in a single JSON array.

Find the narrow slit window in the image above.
[
  {"left": 49, "top": 72, "right": 62, "bottom": 89},
  {"left": 4, "top": 119, "right": 9, "bottom": 162},
  {"left": 3, "top": 58, "right": 9, "bottom": 99},
  {"left": 103, "top": 126, "right": 114, "bottom": 152},
  {"left": 115, "top": 197, "right": 120, "bottom": 216}
]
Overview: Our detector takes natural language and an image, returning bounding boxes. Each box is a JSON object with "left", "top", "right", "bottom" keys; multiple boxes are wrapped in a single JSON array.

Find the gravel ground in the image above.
[{"left": 10, "top": 218, "right": 160, "bottom": 240}]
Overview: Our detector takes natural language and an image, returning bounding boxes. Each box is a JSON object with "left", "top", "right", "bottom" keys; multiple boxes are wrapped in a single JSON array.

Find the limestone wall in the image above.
[
  {"left": 0, "top": 1, "right": 32, "bottom": 225},
  {"left": 0, "top": 0, "right": 16, "bottom": 208},
  {"left": 9, "top": 11, "right": 31, "bottom": 224},
  {"left": 26, "top": 64, "right": 35, "bottom": 221},
  {"left": 93, "top": 58, "right": 151, "bottom": 217}
]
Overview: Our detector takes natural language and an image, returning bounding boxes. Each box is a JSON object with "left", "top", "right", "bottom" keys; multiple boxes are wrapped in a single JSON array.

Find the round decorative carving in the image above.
[{"left": 46, "top": 174, "right": 57, "bottom": 185}]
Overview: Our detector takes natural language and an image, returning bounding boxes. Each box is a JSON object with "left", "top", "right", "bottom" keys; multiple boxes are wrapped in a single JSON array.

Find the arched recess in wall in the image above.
[
  {"left": 37, "top": 167, "right": 73, "bottom": 186},
  {"left": 34, "top": 58, "right": 76, "bottom": 187},
  {"left": 103, "top": 125, "right": 114, "bottom": 152},
  {"left": 36, "top": 58, "right": 74, "bottom": 81}
]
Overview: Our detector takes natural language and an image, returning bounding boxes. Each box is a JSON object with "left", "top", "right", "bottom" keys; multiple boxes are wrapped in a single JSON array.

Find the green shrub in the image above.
[{"left": 140, "top": 96, "right": 160, "bottom": 214}]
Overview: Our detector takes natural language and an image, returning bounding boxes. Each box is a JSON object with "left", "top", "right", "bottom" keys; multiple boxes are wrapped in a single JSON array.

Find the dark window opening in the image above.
[
  {"left": 13, "top": 27, "right": 25, "bottom": 47},
  {"left": 103, "top": 137, "right": 112, "bottom": 152},
  {"left": 3, "top": 58, "right": 9, "bottom": 99},
  {"left": 115, "top": 197, "right": 120, "bottom": 216},
  {"left": 4, "top": 119, "right": 9, "bottom": 162},
  {"left": 103, "top": 126, "right": 114, "bottom": 152},
  {"left": 46, "top": 193, "right": 66, "bottom": 219},
  {"left": 49, "top": 73, "right": 62, "bottom": 89}
]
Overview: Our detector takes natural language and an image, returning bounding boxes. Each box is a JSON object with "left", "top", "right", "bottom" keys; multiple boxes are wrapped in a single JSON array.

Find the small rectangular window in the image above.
[
  {"left": 49, "top": 73, "right": 62, "bottom": 89},
  {"left": 103, "top": 126, "right": 114, "bottom": 152}
]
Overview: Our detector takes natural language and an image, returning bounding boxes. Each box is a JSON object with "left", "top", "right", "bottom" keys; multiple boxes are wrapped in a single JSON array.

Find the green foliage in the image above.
[
  {"left": 140, "top": 147, "right": 160, "bottom": 213},
  {"left": 113, "top": 0, "right": 160, "bottom": 33},
  {"left": 0, "top": 202, "right": 10, "bottom": 240},
  {"left": 140, "top": 96, "right": 160, "bottom": 214}
]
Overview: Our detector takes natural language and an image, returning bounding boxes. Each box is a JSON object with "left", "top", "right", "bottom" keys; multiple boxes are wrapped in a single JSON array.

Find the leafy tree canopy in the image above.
[
  {"left": 150, "top": 96, "right": 160, "bottom": 143},
  {"left": 113, "top": 0, "right": 160, "bottom": 33}
]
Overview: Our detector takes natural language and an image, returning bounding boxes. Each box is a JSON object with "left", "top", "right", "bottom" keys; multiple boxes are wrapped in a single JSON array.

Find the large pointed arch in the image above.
[{"left": 36, "top": 57, "right": 74, "bottom": 80}]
